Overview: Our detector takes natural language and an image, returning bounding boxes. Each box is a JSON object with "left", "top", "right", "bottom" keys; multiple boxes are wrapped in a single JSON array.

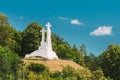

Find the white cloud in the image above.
[
  {"left": 90, "top": 25, "right": 112, "bottom": 36},
  {"left": 19, "top": 16, "right": 24, "bottom": 19},
  {"left": 58, "top": 17, "right": 83, "bottom": 26},
  {"left": 70, "top": 19, "right": 82, "bottom": 25},
  {"left": 58, "top": 17, "right": 70, "bottom": 20}
]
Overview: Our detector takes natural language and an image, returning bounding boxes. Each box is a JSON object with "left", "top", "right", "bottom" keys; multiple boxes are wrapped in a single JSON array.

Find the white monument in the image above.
[{"left": 25, "top": 22, "right": 58, "bottom": 60}]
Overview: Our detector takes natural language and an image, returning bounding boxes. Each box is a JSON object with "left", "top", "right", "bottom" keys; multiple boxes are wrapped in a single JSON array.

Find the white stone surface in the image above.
[{"left": 25, "top": 22, "right": 58, "bottom": 59}]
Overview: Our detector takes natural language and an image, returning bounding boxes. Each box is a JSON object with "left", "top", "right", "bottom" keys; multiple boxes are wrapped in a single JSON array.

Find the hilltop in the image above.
[{"left": 23, "top": 58, "right": 83, "bottom": 72}]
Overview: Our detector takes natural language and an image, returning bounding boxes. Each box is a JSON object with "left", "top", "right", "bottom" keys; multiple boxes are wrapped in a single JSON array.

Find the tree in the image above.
[
  {"left": 99, "top": 44, "right": 120, "bottom": 80},
  {"left": 62, "top": 65, "right": 77, "bottom": 79},
  {"left": 56, "top": 43, "right": 73, "bottom": 59},
  {"left": 52, "top": 33, "right": 74, "bottom": 59},
  {"left": 92, "top": 68, "right": 107, "bottom": 80},
  {"left": 52, "top": 33, "right": 64, "bottom": 53},
  {"left": 72, "top": 44, "right": 85, "bottom": 66},
  {"left": 21, "top": 22, "right": 42, "bottom": 56},
  {"left": 0, "top": 14, "right": 16, "bottom": 50},
  {"left": 0, "top": 46, "right": 21, "bottom": 79},
  {"left": 84, "top": 52, "right": 98, "bottom": 70},
  {"left": 0, "top": 14, "right": 8, "bottom": 25},
  {"left": 13, "top": 30, "right": 22, "bottom": 54},
  {"left": 80, "top": 43, "right": 87, "bottom": 57}
]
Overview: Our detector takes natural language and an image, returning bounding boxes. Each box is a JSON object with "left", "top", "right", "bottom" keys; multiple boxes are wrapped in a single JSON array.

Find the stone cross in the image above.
[
  {"left": 45, "top": 22, "right": 51, "bottom": 28},
  {"left": 46, "top": 22, "right": 52, "bottom": 50},
  {"left": 40, "top": 28, "right": 46, "bottom": 42},
  {"left": 25, "top": 22, "right": 58, "bottom": 59}
]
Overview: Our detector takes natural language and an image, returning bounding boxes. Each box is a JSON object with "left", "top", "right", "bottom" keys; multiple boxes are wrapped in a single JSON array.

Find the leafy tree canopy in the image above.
[
  {"left": 0, "top": 46, "right": 21, "bottom": 79},
  {"left": 21, "top": 22, "right": 42, "bottom": 56},
  {"left": 0, "top": 14, "right": 17, "bottom": 51},
  {"left": 80, "top": 43, "right": 87, "bottom": 57},
  {"left": 0, "top": 14, "right": 8, "bottom": 25},
  {"left": 99, "top": 44, "right": 120, "bottom": 80}
]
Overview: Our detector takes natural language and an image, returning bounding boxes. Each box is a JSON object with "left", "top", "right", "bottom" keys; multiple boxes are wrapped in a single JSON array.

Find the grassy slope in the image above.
[{"left": 23, "top": 58, "right": 83, "bottom": 72}]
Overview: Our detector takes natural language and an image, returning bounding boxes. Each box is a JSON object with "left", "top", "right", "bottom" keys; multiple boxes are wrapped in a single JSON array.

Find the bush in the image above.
[
  {"left": 62, "top": 65, "right": 76, "bottom": 78},
  {"left": 50, "top": 71, "right": 62, "bottom": 78},
  {"left": 0, "top": 46, "right": 21, "bottom": 79},
  {"left": 27, "top": 63, "right": 48, "bottom": 73}
]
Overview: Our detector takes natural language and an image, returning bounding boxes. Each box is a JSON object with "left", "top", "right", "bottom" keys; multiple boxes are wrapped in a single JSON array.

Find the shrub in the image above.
[{"left": 27, "top": 63, "right": 48, "bottom": 73}]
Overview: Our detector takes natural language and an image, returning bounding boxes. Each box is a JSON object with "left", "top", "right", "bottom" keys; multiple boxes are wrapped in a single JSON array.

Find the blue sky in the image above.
[{"left": 0, "top": 0, "right": 120, "bottom": 56}]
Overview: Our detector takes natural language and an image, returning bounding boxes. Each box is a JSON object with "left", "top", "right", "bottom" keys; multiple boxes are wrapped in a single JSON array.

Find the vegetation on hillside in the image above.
[{"left": 1, "top": 13, "right": 120, "bottom": 80}]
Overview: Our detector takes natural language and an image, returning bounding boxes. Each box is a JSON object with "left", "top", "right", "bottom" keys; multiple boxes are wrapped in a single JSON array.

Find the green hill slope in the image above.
[{"left": 23, "top": 58, "right": 83, "bottom": 72}]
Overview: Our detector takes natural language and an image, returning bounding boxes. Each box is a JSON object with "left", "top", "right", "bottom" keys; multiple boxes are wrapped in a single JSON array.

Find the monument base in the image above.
[{"left": 25, "top": 46, "right": 58, "bottom": 60}]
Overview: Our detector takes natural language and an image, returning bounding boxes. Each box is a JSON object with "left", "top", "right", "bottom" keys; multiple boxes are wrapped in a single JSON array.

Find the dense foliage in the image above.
[
  {"left": 0, "top": 46, "right": 22, "bottom": 79},
  {"left": 0, "top": 13, "right": 119, "bottom": 80},
  {"left": 21, "top": 22, "right": 42, "bottom": 56},
  {"left": 27, "top": 63, "right": 48, "bottom": 73},
  {"left": 14, "top": 63, "right": 107, "bottom": 80},
  {"left": 0, "top": 14, "right": 16, "bottom": 51},
  {"left": 99, "top": 44, "right": 120, "bottom": 80}
]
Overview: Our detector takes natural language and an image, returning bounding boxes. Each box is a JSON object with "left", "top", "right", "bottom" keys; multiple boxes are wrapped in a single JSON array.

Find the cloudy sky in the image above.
[{"left": 0, "top": 0, "right": 120, "bottom": 56}]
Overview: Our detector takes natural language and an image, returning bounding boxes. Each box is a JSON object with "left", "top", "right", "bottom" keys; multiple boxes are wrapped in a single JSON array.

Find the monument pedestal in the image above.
[
  {"left": 25, "top": 47, "right": 58, "bottom": 59},
  {"left": 25, "top": 22, "right": 58, "bottom": 60}
]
